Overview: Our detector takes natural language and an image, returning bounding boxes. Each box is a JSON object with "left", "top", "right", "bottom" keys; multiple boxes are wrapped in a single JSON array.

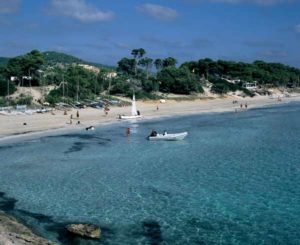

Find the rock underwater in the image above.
[{"left": 66, "top": 223, "right": 101, "bottom": 239}]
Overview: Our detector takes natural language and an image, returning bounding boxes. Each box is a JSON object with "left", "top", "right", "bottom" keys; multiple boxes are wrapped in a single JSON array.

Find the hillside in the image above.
[
  {"left": 0, "top": 57, "right": 9, "bottom": 67},
  {"left": 43, "top": 51, "right": 84, "bottom": 66},
  {"left": 43, "top": 51, "right": 114, "bottom": 70},
  {"left": 0, "top": 51, "right": 115, "bottom": 70}
]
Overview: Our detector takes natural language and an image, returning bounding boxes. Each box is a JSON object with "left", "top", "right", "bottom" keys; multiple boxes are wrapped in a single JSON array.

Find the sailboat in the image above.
[{"left": 119, "top": 94, "right": 142, "bottom": 119}]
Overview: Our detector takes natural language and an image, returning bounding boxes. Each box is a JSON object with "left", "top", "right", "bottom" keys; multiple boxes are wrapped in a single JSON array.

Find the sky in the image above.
[{"left": 0, "top": 0, "right": 300, "bottom": 67}]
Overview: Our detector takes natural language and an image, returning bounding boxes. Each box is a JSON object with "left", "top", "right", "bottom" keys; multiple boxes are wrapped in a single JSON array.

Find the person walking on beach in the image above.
[
  {"left": 156, "top": 105, "right": 159, "bottom": 111},
  {"left": 104, "top": 106, "right": 109, "bottom": 116},
  {"left": 76, "top": 110, "right": 79, "bottom": 118},
  {"left": 240, "top": 103, "right": 243, "bottom": 109},
  {"left": 245, "top": 103, "right": 248, "bottom": 109}
]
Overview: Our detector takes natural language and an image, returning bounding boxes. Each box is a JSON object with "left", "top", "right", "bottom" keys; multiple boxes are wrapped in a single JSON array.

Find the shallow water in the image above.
[{"left": 0, "top": 103, "right": 300, "bottom": 244}]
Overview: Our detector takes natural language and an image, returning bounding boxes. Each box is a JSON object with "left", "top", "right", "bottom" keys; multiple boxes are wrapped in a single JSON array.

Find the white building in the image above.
[
  {"left": 78, "top": 64, "right": 100, "bottom": 74},
  {"left": 242, "top": 82, "right": 258, "bottom": 91},
  {"left": 106, "top": 72, "right": 117, "bottom": 79}
]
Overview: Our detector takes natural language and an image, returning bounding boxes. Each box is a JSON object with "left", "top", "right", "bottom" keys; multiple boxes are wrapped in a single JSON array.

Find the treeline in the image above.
[
  {"left": 0, "top": 50, "right": 114, "bottom": 105},
  {"left": 114, "top": 48, "right": 203, "bottom": 97},
  {"left": 110, "top": 49, "right": 300, "bottom": 98},
  {"left": 44, "top": 65, "right": 108, "bottom": 104},
  {"left": 181, "top": 58, "right": 300, "bottom": 86},
  {"left": 0, "top": 50, "right": 44, "bottom": 106},
  {"left": 1, "top": 49, "right": 300, "bottom": 106}
]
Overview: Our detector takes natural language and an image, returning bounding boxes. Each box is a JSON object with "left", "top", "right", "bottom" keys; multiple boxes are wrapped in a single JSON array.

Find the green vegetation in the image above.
[
  {"left": 181, "top": 58, "right": 300, "bottom": 87},
  {"left": 43, "top": 51, "right": 114, "bottom": 70},
  {"left": 209, "top": 77, "right": 254, "bottom": 96},
  {"left": 157, "top": 66, "right": 203, "bottom": 94},
  {"left": 114, "top": 49, "right": 203, "bottom": 97},
  {"left": 0, "top": 72, "right": 16, "bottom": 96},
  {"left": 14, "top": 94, "right": 33, "bottom": 105},
  {"left": 46, "top": 65, "right": 104, "bottom": 104},
  {"left": 0, "top": 97, "right": 6, "bottom": 106},
  {"left": 4, "top": 50, "right": 44, "bottom": 86},
  {"left": 0, "top": 49, "right": 299, "bottom": 106},
  {"left": 43, "top": 51, "right": 84, "bottom": 66},
  {"left": 0, "top": 57, "right": 9, "bottom": 67}
]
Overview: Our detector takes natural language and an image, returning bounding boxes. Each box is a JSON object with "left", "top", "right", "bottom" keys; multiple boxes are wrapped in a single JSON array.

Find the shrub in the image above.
[
  {"left": 15, "top": 94, "right": 33, "bottom": 105},
  {"left": 45, "top": 89, "right": 62, "bottom": 105},
  {"left": 157, "top": 67, "right": 203, "bottom": 94},
  {"left": 110, "top": 79, "right": 130, "bottom": 95},
  {"left": 0, "top": 97, "right": 6, "bottom": 106},
  {"left": 210, "top": 77, "right": 255, "bottom": 97}
]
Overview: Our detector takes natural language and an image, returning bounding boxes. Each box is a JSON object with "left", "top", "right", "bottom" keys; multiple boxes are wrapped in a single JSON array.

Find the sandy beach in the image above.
[{"left": 1, "top": 94, "right": 300, "bottom": 141}]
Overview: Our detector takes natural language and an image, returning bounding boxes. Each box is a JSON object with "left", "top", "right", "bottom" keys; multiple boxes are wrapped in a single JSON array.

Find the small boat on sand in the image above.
[
  {"left": 148, "top": 131, "right": 188, "bottom": 141},
  {"left": 120, "top": 94, "right": 142, "bottom": 120},
  {"left": 120, "top": 114, "right": 141, "bottom": 119}
]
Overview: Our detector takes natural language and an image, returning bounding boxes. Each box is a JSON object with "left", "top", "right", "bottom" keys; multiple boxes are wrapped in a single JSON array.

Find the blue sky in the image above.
[{"left": 0, "top": 0, "right": 300, "bottom": 67}]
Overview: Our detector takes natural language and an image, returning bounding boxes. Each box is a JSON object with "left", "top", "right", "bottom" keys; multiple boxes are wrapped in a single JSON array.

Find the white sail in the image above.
[
  {"left": 119, "top": 93, "right": 141, "bottom": 119},
  {"left": 131, "top": 94, "right": 137, "bottom": 116}
]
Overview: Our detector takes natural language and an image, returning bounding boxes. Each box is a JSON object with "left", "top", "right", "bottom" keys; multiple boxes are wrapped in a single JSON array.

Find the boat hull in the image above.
[
  {"left": 120, "top": 115, "right": 142, "bottom": 120},
  {"left": 148, "top": 132, "right": 188, "bottom": 141}
]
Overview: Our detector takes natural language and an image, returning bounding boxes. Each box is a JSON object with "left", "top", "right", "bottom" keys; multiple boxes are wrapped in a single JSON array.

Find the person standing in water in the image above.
[{"left": 126, "top": 127, "right": 131, "bottom": 136}]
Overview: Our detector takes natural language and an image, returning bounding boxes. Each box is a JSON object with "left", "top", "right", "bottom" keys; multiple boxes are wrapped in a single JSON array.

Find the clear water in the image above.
[{"left": 0, "top": 103, "right": 300, "bottom": 244}]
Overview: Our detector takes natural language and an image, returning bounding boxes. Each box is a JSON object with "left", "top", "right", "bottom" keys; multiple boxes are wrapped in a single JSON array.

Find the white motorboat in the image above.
[
  {"left": 148, "top": 132, "right": 188, "bottom": 141},
  {"left": 120, "top": 94, "right": 142, "bottom": 119}
]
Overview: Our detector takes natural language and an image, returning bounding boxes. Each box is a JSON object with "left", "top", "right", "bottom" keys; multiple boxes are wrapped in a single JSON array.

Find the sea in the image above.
[{"left": 0, "top": 102, "right": 299, "bottom": 245}]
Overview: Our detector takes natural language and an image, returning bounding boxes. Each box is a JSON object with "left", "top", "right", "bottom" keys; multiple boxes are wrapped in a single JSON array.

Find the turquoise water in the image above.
[{"left": 0, "top": 103, "right": 300, "bottom": 244}]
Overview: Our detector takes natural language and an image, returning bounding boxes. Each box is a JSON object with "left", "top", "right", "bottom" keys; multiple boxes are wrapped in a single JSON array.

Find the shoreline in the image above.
[{"left": 1, "top": 94, "right": 300, "bottom": 144}]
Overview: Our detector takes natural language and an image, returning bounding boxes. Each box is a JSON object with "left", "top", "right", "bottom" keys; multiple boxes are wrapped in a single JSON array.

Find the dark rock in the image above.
[
  {"left": 142, "top": 220, "right": 163, "bottom": 244},
  {"left": 66, "top": 223, "right": 101, "bottom": 239}
]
